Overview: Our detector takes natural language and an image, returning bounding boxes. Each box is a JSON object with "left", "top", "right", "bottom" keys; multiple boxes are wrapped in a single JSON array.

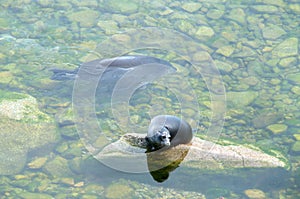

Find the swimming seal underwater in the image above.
[
  {"left": 50, "top": 55, "right": 175, "bottom": 81},
  {"left": 146, "top": 115, "right": 193, "bottom": 152}
]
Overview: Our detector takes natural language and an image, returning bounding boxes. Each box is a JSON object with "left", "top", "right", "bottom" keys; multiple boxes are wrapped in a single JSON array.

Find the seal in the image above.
[
  {"left": 50, "top": 55, "right": 175, "bottom": 81},
  {"left": 145, "top": 115, "right": 193, "bottom": 151}
]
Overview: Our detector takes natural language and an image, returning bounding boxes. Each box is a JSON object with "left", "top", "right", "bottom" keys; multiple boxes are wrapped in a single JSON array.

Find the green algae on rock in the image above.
[
  {"left": 267, "top": 124, "right": 288, "bottom": 134},
  {"left": 0, "top": 91, "right": 59, "bottom": 175}
]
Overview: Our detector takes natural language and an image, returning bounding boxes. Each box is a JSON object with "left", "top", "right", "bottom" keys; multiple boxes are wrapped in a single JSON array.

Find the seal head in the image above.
[
  {"left": 146, "top": 115, "right": 193, "bottom": 152},
  {"left": 146, "top": 126, "right": 171, "bottom": 151}
]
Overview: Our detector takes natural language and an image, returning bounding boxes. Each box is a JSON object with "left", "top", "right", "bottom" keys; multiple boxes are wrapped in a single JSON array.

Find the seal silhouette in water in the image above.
[
  {"left": 146, "top": 115, "right": 193, "bottom": 151},
  {"left": 50, "top": 55, "right": 175, "bottom": 81}
]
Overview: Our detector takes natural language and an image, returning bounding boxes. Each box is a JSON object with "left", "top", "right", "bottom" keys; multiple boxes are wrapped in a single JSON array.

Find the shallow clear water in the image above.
[{"left": 0, "top": 0, "right": 300, "bottom": 198}]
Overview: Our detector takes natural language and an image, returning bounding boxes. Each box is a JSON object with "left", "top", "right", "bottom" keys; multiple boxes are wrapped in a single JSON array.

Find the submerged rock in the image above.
[
  {"left": 0, "top": 91, "right": 59, "bottom": 175},
  {"left": 267, "top": 124, "right": 288, "bottom": 134},
  {"left": 262, "top": 24, "right": 286, "bottom": 40},
  {"left": 244, "top": 189, "right": 266, "bottom": 199},
  {"left": 226, "top": 91, "right": 258, "bottom": 108},
  {"left": 272, "top": 37, "right": 298, "bottom": 58},
  {"left": 97, "top": 133, "right": 286, "bottom": 172}
]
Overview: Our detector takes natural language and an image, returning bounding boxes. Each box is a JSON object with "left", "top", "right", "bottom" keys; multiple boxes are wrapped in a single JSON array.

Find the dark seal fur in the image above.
[{"left": 146, "top": 115, "right": 193, "bottom": 151}]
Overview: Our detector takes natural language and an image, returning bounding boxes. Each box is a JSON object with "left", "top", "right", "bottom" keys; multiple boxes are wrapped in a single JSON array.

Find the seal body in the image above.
[
  {"left": 146, "top": 115, "right": 193, "bottom": 151},
  {"left": 50, "top": 55, "right": 175, "bottom": 81}
]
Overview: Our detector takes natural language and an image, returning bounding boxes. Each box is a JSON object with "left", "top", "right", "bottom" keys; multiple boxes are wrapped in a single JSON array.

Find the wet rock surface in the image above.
[
  {"left": 0, "top": 91, "right": 59, "bottom": 175},
  {"left": 98, "top": 133, "right": 286, "bottom": 170}
]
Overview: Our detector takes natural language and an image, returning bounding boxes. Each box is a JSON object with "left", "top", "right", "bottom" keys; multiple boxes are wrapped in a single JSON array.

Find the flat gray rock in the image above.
[{"left": 96, "top": 133, "right": 286, "bottom": 172}]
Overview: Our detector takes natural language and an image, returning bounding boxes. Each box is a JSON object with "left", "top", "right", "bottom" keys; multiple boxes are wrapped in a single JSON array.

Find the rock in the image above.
[
  {"left": 0, "top": 71, "right": 13, "bottom": 84},
  {"left": 96, "top": 133, "right": 286, "bottom": 172},
  {"left": 293, "top": 134, "right": 300, "bottom": 141},
  {"left": 43, "top": 156, "right": 73, "bottom": 177},
  {"left": 286, "top": 73, "right": 300, "bottom": 85},
  {"left": 252, "top": 111, "right": 282, "bottom": 128},
  {"left": 67, "top": 10, "right": 99, "bottom": 28},
  {"left": 104, "top": 0, "right": 139, "bottom": 14},
  {"left": 291, "top": 141, "right": 300, "bottom": 153},
  {"left": 27, "top": 157, "right": 48, "bottom": 169},
  {"left": 289, "top": 4, "right": 300, "bottom": 14},
  {"left": 207, "top": 9, "right": 224, "bottom": 19},
  {"left": 267, "top": 124, "right": 288, "bottom": 134},
  {"left": 216, "top": 45, "right": 235, "bottom": 57},
  {"left": 36, "top": 0, "right": 52, "bottom": 7},
  {"left": 0, "top": 91, "right": 59, "bottom": 175},
  {"left": 233, "top": 46, "right": 256, "bottom": 57},
  {"left": 105, "top": 183, "right": 133, "bottom": 199},
  {"left": 262, "top": 24, "right": 286, "bottom": 40},
  {"left": 279, "top": 57, "right": 297, "bottom": 67},
  {"left": 60, "top": 177, "right": 75, "bottom": 186},
  {"left": 106, "top": 179, "right": 206, "bottom": 198},
  {"left": 251, "top": 5, "right": 278, "bottom": 13},
  {"left": 256, "top": 0, "right": 285, "bottom": 7},
  {"left": 244, "top": 189, "right": 266, "bottom": 199},
  {"left": 97, "top": 20, "right": 119, "bottom": 35},
  {"left": 226, "top": 91, "right": 258, "bottom": 108},
  {"left": 291, "top": 86, "right": 300, "bottom": 95},
  {"left": 195, "top": 26, "right": 215, "bottom": 38},
  {"left": 214, "top": 61, "right": 233, "bottom": 74},
  {"left": 85, "top": 184, "right": 104, "bottom": 194},
  {"left": 272, "top": 37, "right": 298, "bottom": 58},
  {"left": 227, "top": 8, "right": 246, "bottom": 24},
  {"left": 182, "top": 2, "right": 202, "bottom": 13},
  {"left": 18, "top": 192, "right": 52, "bottom": 199}
]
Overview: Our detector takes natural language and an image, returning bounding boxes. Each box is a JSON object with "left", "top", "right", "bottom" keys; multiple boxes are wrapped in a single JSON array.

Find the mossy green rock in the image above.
[
  {"left": 272, "top": 37, "right": 298, "bottom": 58},
  {"left": 227, "top": 91, "right": 258, "bottom": 108},
  {"left": 267, "top": 124, "right": 288, "bottom": 134},
  {"left": 0, "top": 91, "right": 59, "bottom": 175}
]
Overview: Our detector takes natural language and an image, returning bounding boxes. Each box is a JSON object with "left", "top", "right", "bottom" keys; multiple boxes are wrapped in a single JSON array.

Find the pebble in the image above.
[
  {"left": 286, "top": 73, "right": 300, "bottom": 85},
  {"left": 251, "top": 5, "right": 278, "bottom": 13},
  {"left": 279, "top": 57, "right": 296, "bottom": 67},
  {"left": 272, "top": 37, "right": 298, "bottom": 58},
  {"left": 195, "top": 26, "right": 215, "bottom": 38},
  {"left": 291, "top": 141, "right": 300, "bottom": 152},
  {"left": 67, "top": 10, "right": 99, "bottom": 28},
  {"left": 244, "top": 189, "right": 266, "bottom": 199},
  {"left": 182, "top": 2, "right": 202, "bottom": 13},
  {"left": 267, "top": 124, "right": 288, "bottom": 134},
  {"left": 216, "top": 45, "right": 235, "bottom": 57},
  {"left": 27, "top": 157, "right": 48, "bottom": 169},
  {"left": 262, "top": 24, "right": 286, "bottom": 40}
]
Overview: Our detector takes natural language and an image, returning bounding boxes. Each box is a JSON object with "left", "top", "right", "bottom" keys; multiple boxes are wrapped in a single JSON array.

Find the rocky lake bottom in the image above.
[{"left": 0, "top": 0, "right": 300, "bottom": 198}]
